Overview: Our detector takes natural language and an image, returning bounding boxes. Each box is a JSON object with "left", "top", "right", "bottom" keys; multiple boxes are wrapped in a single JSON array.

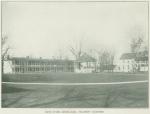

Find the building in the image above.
[
  {"left": 4, "top": 57, "right": 74, "bottom": 74},
  {"left": 4, "top": 51, "right": 148, "bottom": 74},
  {"left": 135, "top": 51, "right": 148, "bottom": 72},
  {"left": 114, "top": 52, "right": 148, "bottom": 72},
  {"left": 114, "top": 53, "right": 137, "bottom": 72},
  {"left": 75, "top": 53, "right": 96, "bottom": 73},
  {"left": 135, "top": 57, "right": 148, "bottom": 72}
]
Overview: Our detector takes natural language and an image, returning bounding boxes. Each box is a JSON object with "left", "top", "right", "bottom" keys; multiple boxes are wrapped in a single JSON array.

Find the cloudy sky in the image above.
[{"left": 2, "top": 2, "right": 148, "bottom": 59}]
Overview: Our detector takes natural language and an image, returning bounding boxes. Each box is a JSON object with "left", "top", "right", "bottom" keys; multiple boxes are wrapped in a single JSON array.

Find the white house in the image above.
[
  {"left": 75, "top": 53, "right": 96, "bottom": 73},
  {"left": 114, "top": 52, "right": 148, "bottom": 72},
  {"left": 114, "top": 53, "right": 137, "bottom": 72},
  {"left": 135, "top": 57, "right": 148, "bottom": 72}
]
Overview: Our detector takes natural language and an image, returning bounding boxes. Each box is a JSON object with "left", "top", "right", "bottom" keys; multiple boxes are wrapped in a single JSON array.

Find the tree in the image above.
[
  {"left": 1, "top": 36, "right": 10, "bottom": 74},
  {"left": 96, "top": 49, "right": 115, "bottom": 72},
  {"left": 69, "top": 38, "right": 84, "bottom": 69},
  {"left": 130, "top": 36, "right": 143, "bottom": 53},
  {"left": 55, "top": 49, "right": 64, "bottom": 60},
  {"left": 129, "top": 26, "right": 147, "bottom": 53},
  {"left": 129, "top": 27, "right": 148, "bottom": 72},
  {"left": 69, "top": 40, "right": 83, "bottom": 60}
]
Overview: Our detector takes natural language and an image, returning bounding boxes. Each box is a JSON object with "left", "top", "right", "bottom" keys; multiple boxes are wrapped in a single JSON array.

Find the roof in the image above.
[
  {"left": 135, "top": 57, "right": 148, "bottom": 61},
  {"left": 76, "top": 53, "right": 96, "bottom": 62},
  {"left": 120, "top": 52, "right": 148, "bottom": 61},
  {"left": 120, "top": 53, "right": 136, "bottom": 60},
  {"left": 9, "top": 57, "right": 74, "bottom": 63}
]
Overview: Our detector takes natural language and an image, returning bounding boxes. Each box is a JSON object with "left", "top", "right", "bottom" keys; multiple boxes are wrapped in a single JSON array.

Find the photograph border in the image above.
[{"left": 0, "top": 0, "right": 149, "bottom": 114}]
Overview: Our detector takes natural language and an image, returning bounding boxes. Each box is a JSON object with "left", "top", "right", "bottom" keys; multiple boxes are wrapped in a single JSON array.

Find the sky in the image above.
[{"left": 2, "top": 2, "right": 148, "bottom": 60}]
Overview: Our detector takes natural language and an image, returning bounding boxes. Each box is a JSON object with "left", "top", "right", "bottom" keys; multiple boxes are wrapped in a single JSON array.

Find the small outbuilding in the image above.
[{"left": 75, "top": 53, "right": 96, "bottom": 73}]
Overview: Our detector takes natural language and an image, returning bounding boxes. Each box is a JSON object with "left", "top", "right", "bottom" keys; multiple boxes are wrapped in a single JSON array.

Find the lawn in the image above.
[
  {"left": 2, "top": 72, "right": 148, "bottom": 83},
  {"left": 1, "top": 72, "right": 149, "bottom": 108}
]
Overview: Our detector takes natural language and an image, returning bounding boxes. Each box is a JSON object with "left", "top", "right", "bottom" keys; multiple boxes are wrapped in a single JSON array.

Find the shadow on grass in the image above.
[{"left": 2, "top": 85, "right": 30, "bottom": 93}]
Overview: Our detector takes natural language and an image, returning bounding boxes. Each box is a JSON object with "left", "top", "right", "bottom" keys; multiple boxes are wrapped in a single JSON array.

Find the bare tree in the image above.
[
  {"left": 96, "top": 49, "right": 115, "bottom": 72},
  {"left": 55, "top": 49, "right": 64, "bottom": 60},
  {"left": 69, "top": 40, "right": 83, "bottom": 60},
  {"left": 129, "top": 26, "right": 147, "bottom": 53},
  {"left": 109, "top": 51, "right": 115, "bottom": 72},
  {"left": 69, "top": 38, "right": 84, "bottom": 69},
  {"left": 129, "top": 28, "right": 148, "bottom": 72},
  {"left": 1, "top": 36, "right": 10, "bottom": 74},
  {"left": 130, "top": 36, "right": 143, "bottom": 53}
]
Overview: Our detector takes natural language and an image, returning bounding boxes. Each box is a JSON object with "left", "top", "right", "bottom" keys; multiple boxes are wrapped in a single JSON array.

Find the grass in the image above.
[
  {"left": 1, "top": 72, "right": 149, "bottom": 108},
  {"left": 2, "top": 72, "right": 148, "bottom": 83}
]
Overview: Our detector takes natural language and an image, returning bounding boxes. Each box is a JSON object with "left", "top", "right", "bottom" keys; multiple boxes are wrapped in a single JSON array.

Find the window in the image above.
[
  {"left": 15, "top": 60, "right": 19, "bottom": 65},
  {"left": 12, "top": 61, "right": 15, "bottom": 65},
  {"left": 141, "top": 64, "right": 146, "bottom": 67},
  {"left": 15, "top": 68, "right": 19, "bottom": 72},
  {"left": 28, "top": 61, "right": 31, "bottom": 65}
]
